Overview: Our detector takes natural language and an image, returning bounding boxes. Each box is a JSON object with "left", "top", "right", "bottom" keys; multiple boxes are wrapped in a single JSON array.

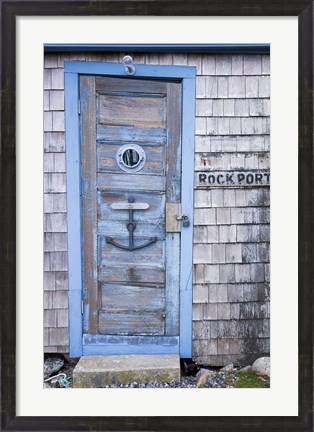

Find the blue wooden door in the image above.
[{"left": 80, "top": 75, "right": 183, "bottom": 355}]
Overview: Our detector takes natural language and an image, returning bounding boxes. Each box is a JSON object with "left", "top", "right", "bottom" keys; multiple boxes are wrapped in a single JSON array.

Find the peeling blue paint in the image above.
[
  {"left": 66, "top": 61, "right": 195, "bottom": 357},
  {"left": 65, "top": 72, "right": 83, "bottom": 357}
]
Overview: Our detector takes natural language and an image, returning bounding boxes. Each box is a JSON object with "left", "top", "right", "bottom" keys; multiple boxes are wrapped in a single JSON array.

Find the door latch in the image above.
[{"left": 176, "top": 214, "right": 190, "bottom": 228}]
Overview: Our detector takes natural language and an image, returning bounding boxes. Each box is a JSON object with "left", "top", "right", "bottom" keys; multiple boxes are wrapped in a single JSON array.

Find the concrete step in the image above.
[{"left": 73, "top": 354, "right": 180, "bottom": 388}]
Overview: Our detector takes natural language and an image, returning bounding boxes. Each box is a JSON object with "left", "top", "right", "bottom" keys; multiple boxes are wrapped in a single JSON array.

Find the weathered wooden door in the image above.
[{"left": 80, "top": 75, "right": 183, "bottom": 355}]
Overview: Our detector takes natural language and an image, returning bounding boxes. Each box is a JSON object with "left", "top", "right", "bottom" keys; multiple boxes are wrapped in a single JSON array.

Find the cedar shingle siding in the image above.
[{"left": 44, "top": 52, "right": 270, "bottom": 365}]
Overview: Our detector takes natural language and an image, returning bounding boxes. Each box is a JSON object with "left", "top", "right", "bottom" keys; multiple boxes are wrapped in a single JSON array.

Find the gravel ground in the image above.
[
  {"left": 47, "top": 363, "right": 200, "bottom": 388},
  {"left": 102, "top": 376, "right": 199, "bottom": 388},
  {"left": 48, "top": 363, "right": 223, "bottom": 388},
  {"left": 45, "top": 357, "right": 269, "bottom": 389},
  {"left": 45, "top": 358, "right": 206, "bottom": 388}
]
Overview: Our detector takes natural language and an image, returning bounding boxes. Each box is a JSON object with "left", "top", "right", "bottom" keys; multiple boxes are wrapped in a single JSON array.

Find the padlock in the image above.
[
  {"left": 176, "top": 213, "right": 190, "bottom": 228},
  {"left": 182, "top": 215, "right": 190, "bottom": 228}
]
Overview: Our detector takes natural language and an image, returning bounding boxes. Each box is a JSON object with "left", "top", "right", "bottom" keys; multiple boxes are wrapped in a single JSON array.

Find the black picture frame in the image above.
[{"left": 1, "top": 1, "right": 313, "bottom": 431}]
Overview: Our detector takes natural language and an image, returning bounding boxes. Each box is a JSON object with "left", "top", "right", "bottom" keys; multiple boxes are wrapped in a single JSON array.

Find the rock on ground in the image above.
[
  {"left": 195, "top": 368, "right": 210, "bottom": 380},
  {"left": 239, "top": 365, "right": 252, "bottom": 372},
  {"left": 44, "top": 356, "right": 64, "bottom": 379},
  {"left": 221, "top": 363, "right": 234, "bottom": 372},
  {"left": 196, "top": 371, "right": 213, "bottom": 388},
  {"left": 252, "top": 357, "right": 270, "bottom": 376}
]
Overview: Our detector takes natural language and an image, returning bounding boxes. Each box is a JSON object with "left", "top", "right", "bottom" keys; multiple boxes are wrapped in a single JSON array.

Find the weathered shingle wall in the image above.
[
  {"left": 192, "top": 54, "right": 270, "bottom": 366},
  {"left": 44, "top": 54, "right": 69, "bottom": 352},
  {"left": 44, "top": 52, "right": 270, "bottom": 365}
]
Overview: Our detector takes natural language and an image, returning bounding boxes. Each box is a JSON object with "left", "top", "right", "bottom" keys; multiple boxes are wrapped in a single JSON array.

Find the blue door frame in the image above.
[{"left": 65, "top": 61, "right": 196, "bottom": 357}]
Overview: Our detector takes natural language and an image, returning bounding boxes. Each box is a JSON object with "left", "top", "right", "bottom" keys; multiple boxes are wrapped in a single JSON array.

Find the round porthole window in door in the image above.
[{"left": 116, "top": 144, "right": 146, "bottom": 173}]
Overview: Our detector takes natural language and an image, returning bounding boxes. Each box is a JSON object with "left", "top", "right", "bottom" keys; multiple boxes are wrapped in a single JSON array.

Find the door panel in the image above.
[
  {"left": 97, "top": 173, "right": 166, "bottom": 192},
  {"left": 95, "top": 76, "right": 168, "bottom": 93},
  {"left": 97, "top": 125, "right": 167, "bottom": 144},
  {"left": 97, "top": 143, "right": 165, "bottom": 175},
  {"left": 99, "top": 238, "right": 165, "bottom": 267},
  {"left": 98, "top": 192, "right": 165, "bottom": 221},
  {"left": 101, "top": 284, "right": 165, "bottom": 312},
  {"left": 80, "top": 74, "right": 182, "bottom": 350},
  {"left": 98, "top": 311, "right": 165, "bottom": 336},
  {"left": 97, "top": 220, "right": 166, "bottom": 240},
  {"left": 98, "top": 94, "right": 167, "bottom": 128},
  {"left": 98, "top": 265, "right": 166, "bottom": 287}
]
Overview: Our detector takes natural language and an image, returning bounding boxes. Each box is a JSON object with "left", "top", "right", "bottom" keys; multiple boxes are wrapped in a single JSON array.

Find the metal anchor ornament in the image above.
[{"left": 105, "top": 197, "right": 157, "bottom": 251}]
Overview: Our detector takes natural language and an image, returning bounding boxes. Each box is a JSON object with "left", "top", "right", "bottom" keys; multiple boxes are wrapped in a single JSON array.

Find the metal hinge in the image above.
[
  {"left": 78, "top": 99, "right": 81, "bottom": 115},
  {"left": 81, "top": 300, "right": 84, "bottom": 315}
]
